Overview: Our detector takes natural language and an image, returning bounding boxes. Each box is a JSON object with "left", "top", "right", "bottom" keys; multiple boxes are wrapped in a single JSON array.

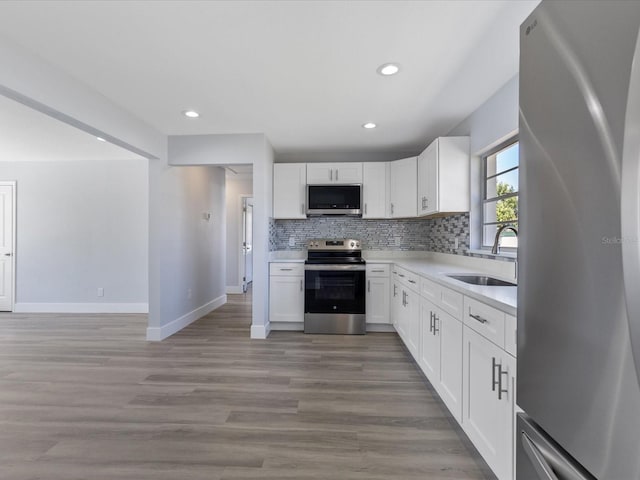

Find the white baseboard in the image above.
[
  {"left": 146, "top": 295, "right": 227, "bottom": 341},
  {"left": 250, "top": 321, "right": 271, "bottom": 339},
  {"left": 14, "top": 302, "right": 149, "bottom": 314},
  {"left": 270, "top": 322, "right": 303, "bottom": 331},
  {"left": 366, "top": 323, "right": 396, "bottom": 332},
  {"left": 226, "top": 285, "right": 244, "bottom": 294}
]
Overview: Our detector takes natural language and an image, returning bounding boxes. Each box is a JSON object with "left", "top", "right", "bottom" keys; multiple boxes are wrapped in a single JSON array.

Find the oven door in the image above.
[{"left": 304, "top": 265, "right": 365, "bottom": 314}]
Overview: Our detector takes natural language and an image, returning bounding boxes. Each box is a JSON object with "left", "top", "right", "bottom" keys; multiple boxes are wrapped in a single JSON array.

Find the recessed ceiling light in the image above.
[
  {"left": 377, "top": 63, "right": 400, "bottom": 76},
  {"left": 183, "top": 110, "right": 200, "bottom": 118},
  {"left": 362, "top": 122, "right": 377, "bottom": 129},
  {"left": 96, "top": 137, "right": 106, "bottom": 142}
]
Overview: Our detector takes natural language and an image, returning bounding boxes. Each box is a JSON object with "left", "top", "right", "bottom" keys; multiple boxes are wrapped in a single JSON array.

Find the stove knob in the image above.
[
  {"left": 356, "top": 242, "right": 360, "bottom": 248},
  {"left": 350, "top": 241, "right": 355, "bottom": 247}
]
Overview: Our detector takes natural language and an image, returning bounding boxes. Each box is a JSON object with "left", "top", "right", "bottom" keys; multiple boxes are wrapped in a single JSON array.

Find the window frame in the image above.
[{"left": 481, "top": 137, "right": 519, "bottom": 250}]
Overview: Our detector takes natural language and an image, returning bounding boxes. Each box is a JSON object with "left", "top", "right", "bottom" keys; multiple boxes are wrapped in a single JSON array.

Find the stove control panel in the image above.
[{"left": 307, "top": 239, "right": 361, "bottom": 251}]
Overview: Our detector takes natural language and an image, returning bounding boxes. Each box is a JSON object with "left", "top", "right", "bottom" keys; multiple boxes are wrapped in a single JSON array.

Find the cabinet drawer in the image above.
[
  {"left": 440, "top": 286, "right": 463, "bottom": 320},
  {"left": 366, "top": 264, "right": 390, "bottom": 277},
  {"left": 420, "top": 276, "right": 441, "bottom": 303},
  {"left": 464, "top": 296, "right": 506, "bottom": 348},
  {"left": 395, "top": 265, "right": 419, "bottom": 291},
  {"left": 504, "top": 314, "right": 517, "bottom": 357},
  {"left": 270, "top": 263, "right": 304, "bottom": 276}
]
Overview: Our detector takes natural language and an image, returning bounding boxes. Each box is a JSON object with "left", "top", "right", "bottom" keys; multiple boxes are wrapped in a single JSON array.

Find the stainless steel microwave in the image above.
[{"left": 306, "top": 184, "right": 362, "bottom": 216}]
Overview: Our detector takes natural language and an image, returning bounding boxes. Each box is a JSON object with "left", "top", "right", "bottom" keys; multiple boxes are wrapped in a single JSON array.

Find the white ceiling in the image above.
[
  {"left": 0, "top": 94, "right": 143, "bottom": 162},
  {"left": 0, "top": 0, "right": 539, "bottom": 157}
]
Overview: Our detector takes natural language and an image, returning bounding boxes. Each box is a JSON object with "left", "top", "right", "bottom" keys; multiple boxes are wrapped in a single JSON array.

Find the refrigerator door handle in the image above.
[
  {"left": 522, "top": 433, "right": 560, "bottom": 480},
  {"left": 621, "top": 28, "right": 640, "bottom": 385}
]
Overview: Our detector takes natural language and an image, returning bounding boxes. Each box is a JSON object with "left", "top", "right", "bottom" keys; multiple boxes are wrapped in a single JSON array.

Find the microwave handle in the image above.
[
  {"left": 329, "top": 169, "right": 333, "bottom": 181},
  {"left": 335, "top": 169, "right": 338, "bottom": 181}
]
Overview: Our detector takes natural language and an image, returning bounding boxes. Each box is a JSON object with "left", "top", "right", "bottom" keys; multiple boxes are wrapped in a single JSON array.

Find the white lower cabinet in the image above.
[
  {"left": 462, "top": 326, "right": 516, "bottom": 480},
  {"left": 391, "top": 263, "right": 516, "bottom": 480},
  {"left": 419, "top": 298, "right": 463, "bottom": 422},
  {"left": 269, "top": 263, "right": 304, "bottom": 323},
  {"left": 366, "top": 264, "right": 390, "bottom": 324}
]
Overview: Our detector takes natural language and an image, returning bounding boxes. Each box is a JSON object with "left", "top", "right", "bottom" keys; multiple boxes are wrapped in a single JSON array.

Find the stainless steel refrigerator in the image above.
[{"left": 518, "top": 1, "right": 640, "bottom": 479}]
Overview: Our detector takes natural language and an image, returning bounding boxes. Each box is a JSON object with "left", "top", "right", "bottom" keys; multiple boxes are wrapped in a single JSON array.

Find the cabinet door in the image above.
[
  {"left": 269, "top": 275, "right": 304, "bottom": 322},
  {"left": 306, "top": 164, "right": 333, "bottom": 184},
  {"left": 334, "top": 163, "right": 363, "bottom": 184},
  {"left": 437, "top": 308, "right": 463, "bottom": 422},
  {"left": 404, "top": 289, "right": 420, "bottom": 359},
  {"left": 391, "top": 275, "right": 402, "bottom": 330},
  {"left": 419, "top": 298, "right": 440, "bottom": 384},
  {"left": 366, "top": 276, "right": 390, "bottom": 324},
  {"left": 390, "top": 156, "right": 418, "bottom": 218},
  {"left": 362, "top": 162, "right": 388, "bottom": 218},
  {"left": 417, "top": 140, "right": 438, "bottom": 216},
  {"left": 462, "top": 326, "right": 516, "bottom": 480},
  {"left": 273, "top": 163, "right": 306, "bottom": 219}
]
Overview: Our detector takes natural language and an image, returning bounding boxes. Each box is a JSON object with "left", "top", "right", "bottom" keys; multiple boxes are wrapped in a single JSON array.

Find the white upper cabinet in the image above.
[
  {"left": 417, "top": 137, "right": 470, "bottom": 216},
  {"left": 362, "top": 162, "right": 389, "bottom": 218},
  {"left": 306, "top": 162, "right": 363, "bottom": 184},
  {"left": 273, "top": 163, "right": 307, "bottom": 219},
  {"left": 389, "top": 156, "right": 418, "bottom": 218}
]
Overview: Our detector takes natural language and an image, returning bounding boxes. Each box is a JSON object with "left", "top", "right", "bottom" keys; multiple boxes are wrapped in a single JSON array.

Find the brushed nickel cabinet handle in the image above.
[
  {"left": 367, "top": 280, "right": 371, "bottom": 293},
  {"left": 469, "top": 308, "right": 488, "bottom": 324},
  {"left": 300, "top": 280, "right": 303, "bottom": 292},
  {"left": 433, "top": 315, "right": 440, "bottom": 335},
  {"left": 408, "top": 279, "right": 416, "bottom": 284}
]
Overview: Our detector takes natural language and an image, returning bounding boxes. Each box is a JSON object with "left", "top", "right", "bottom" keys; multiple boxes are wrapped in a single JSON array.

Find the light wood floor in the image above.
[{"left": 0, "top": 292, "right": 495, "bottom": 480}]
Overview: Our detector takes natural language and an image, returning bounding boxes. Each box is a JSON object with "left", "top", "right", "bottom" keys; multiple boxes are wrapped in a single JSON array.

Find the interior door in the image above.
[
  {"left": 242, "top": 197, "right": 253, "bottom": 292},
  {"left": 0, "top": 183, "right": 14, "bottom": 311}
]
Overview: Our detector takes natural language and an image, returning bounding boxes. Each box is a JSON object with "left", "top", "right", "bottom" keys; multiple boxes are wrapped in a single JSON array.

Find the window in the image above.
[{"left": 482, "top": 140, "right": 519, "bottom": 248}]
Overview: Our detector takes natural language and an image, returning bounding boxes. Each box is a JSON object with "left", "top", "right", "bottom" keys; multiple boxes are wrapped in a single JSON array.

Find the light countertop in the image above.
[
  {"left": 269, "top": 251, "right": 517, "bottom": 315},
  {"left": 370, "top": 258, "right": 517, "bottom": 316}
]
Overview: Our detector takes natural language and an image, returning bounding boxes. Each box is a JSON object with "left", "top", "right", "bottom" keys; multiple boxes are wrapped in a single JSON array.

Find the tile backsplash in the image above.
[{"left": 271, "top": 214, "right": 470, "bottom": 255}]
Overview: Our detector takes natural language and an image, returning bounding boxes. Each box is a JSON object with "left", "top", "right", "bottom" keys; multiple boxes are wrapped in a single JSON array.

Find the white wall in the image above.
[
  {"left": 251, "top": 140, "right": 274, "bottom": 339},
  {"left": 447, "top": 74, "right": 519, "bottom": 250},
  {"left": 448, "top": 75, "right": 519, "bottom": 155},
  {"left": 169, "top": 134, "right": 265, "bottom": 166},
  {"left": 225, "top": 177, "right": 253, "bottom": 291},
  {"left": 147, "top": 163, "right": 227, "bottom": 340},
  {"left": 0, "top": 159, "right": 148, "bottom": 311}
]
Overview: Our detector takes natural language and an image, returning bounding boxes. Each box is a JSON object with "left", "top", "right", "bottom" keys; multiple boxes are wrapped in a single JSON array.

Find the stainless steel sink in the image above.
[{"left": 447, "top": 274, "right": 517, "bottom": 287}]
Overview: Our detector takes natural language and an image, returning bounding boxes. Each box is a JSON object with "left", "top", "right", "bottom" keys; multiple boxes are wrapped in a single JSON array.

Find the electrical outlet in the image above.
[
  {"left": 394, "top": 237, "right": 401, "bottom": 246},
  {"left": 97, "top": 287, "right": 104, "bottom": 297},
  {"left": 288, "top": 236, "right": 296, "bottom": 247},
  {"left": 454, "top": 238, "right": 459, "bottom": 250}
]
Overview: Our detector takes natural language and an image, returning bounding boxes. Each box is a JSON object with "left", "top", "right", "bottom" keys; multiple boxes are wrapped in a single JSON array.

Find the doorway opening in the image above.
[{"left": 241, "top": 196, "right": 254, "bottom": 293}]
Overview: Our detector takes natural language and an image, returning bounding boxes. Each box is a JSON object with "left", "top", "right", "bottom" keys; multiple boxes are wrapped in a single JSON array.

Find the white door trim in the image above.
[{"left": 0, "top": 181, "right": 16, "bottom": 312}]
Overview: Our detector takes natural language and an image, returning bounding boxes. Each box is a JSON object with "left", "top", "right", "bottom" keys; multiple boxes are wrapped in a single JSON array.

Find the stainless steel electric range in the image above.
[{"left": 304, "top": 239, "right": 366, "bottom": 335}]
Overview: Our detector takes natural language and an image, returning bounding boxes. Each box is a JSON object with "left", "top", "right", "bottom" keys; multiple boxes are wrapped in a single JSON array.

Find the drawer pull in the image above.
[
  {"left": 279, "top": 268, "right": 293, "bottom": 271},
  {"left": 399, "top": 274, "right": 405, "bottom": 278},
  {"left": 469, "top": 310, "right": 488, "bottom": 324},
  {"left": 371, "top": 269, "right": 385, "bottom": 273},
  {"left": 408, "top": 279, "right": 416, "bottom": 284}
]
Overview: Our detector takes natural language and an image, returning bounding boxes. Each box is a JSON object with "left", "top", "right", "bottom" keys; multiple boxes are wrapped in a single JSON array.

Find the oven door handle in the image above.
[{"left": 304, "top": 265, "right": 366, "bottom": 271}]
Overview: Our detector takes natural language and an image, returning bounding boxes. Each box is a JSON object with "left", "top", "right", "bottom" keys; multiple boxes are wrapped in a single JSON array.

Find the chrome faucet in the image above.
[{"left": 492, "top": 224, "right": 518, "bottom": 254}]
